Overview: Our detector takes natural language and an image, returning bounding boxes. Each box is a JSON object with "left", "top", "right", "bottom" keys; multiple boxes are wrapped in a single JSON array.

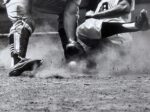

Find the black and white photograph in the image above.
[{"left": 0, "top": 0, "right": 150, "bottom": 111}]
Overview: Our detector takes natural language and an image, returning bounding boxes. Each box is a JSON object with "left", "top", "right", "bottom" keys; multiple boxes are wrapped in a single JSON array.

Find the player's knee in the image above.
[
  {"left": 76, "top": 26, "right": 82, "bottom": 39},
  {"left": 77, "top": 26, "right": 88, "bottom": 44},
  {"left": 77, "top": 22, "right": 93, "bottom": 35},
  {"left": 77, "top": 24, "right": 88, "bottom": 40},
  {"left": 9, "top": 17, "right": 35, "bottom": 36},
  {"left": 77, "top": 24, "right": 84, "bottom": 34}
]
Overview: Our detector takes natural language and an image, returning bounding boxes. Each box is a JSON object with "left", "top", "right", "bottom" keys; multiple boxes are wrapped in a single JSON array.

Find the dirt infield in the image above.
[
  {"left": 0, "top": 31, "right": 150, "bottom": 112},
  {"left": 0, "top": 68, "right": 150, "bottom": 112}
]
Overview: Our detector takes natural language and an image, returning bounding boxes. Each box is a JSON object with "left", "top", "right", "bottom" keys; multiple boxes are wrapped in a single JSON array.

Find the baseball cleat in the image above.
[
  {"left": 136, "top": 9, "right": 150, "bottom": 31},
  {"left": 9, "top": 58, "right": 42, "bottom": 77},
  {"left": 65, "top": 41, "right": 85, "bottom": 62}
]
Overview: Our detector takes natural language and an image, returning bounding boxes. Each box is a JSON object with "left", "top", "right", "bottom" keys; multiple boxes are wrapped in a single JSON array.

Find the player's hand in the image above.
[{"left": 85, "top": 10, "right": 95, "bottom": 19}]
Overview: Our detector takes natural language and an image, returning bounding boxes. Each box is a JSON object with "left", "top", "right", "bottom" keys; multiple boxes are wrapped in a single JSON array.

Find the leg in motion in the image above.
[
  {"left": 6, "top": 0, "right": 42, "bottom": 76},
  {"left": 76, "top": 9, "right": 150, "bottom": 66},
  {"left": 58, "top": 0, "right": 85, "bottom": 62},
  {"left": 102, "top": 9, "right": 150, "bottom": 38}
]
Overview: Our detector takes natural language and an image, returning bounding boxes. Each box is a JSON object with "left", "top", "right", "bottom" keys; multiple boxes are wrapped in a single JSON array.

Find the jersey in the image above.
[
  {"left": 94, "top": 0, "right": 135, "bottom": 46},
  {"left": 77, "top": 0, "right": 135, "bottom": 48},
  {"left": 95, "top": 0, "right": 135, "bottom": 22}
]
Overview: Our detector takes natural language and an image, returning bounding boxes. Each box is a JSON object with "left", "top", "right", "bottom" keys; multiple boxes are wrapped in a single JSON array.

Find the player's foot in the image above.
[
  {"left": 136, "top": 9, "right": 150, "bottom": 31},
  {"left": 9, "top": 58, "right": 42, "bottom": 77},
  {"left": 65, "top": 41, "right": 85, "bottom": 62}
]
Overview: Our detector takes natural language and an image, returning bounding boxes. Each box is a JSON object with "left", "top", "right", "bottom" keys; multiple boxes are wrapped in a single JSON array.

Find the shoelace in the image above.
[{"left": 18, "top": 57, "right": 30, "bottom": 63}]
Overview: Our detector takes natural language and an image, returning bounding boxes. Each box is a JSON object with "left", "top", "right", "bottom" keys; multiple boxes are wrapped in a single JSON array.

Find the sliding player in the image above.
[{"left": 77, "top": 0, "right": 149, "bottom": 54}]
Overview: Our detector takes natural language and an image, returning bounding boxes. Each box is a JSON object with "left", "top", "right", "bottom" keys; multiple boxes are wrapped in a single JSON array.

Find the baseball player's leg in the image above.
[
  {"left": 77, "top": 18, "right": 103, "bottom": 48},
  {"left": 77, "top": 9, "right": 149, "bottom": 44},
  {"left": 58, "top": 0, "right": 84, "bottom": 61},
  {"left": 58, "top": 14, "right": 70, "bottom": 59},
  {"left": 6, "top": 0, "right": 42, "bottom": 76},
  {"left": 63, "top": 0, "right": 80, "bottom": 43},
  {"left": 102, "top": 9, "right": 149, "bottom": 38},
  {"left": 6, "top": 0, "right": 34, "bottom": 65}
]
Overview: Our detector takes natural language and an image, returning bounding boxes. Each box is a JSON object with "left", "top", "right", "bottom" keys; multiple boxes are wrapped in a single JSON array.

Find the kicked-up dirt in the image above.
[{"left": 0, "top": 31, "right": 150, "bottom": 112}]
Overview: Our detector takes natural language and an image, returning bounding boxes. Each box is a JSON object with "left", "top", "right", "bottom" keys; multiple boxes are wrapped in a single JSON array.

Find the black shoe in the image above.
[
  {"left": 9, "top": 58, "right": 42, "bottom": 77},
  {"left": 65, "top": 41, "right": 85, "bottom": 62},
  {"left": 136, "top": 9, "right": 150, "bottom": 31}
]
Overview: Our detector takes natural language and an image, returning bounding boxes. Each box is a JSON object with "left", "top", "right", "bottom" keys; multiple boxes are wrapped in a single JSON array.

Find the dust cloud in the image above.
[
  {"left": 0, "top": 26, "right": 150, "bottom": 78},
  {"left": 91, "top": 31, "right": 150, "bottom": 76},
  {"left": 0, "top": 47, "right": 10, "bottom": 69},
  {"left": 29, "top": 30, "right": 150, "bottom": 78}
]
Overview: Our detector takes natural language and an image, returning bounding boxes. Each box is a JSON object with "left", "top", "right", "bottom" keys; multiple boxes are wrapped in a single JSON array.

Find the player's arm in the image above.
[{"left": 86, "top": 0, "right": 132, "bottom": 19}]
